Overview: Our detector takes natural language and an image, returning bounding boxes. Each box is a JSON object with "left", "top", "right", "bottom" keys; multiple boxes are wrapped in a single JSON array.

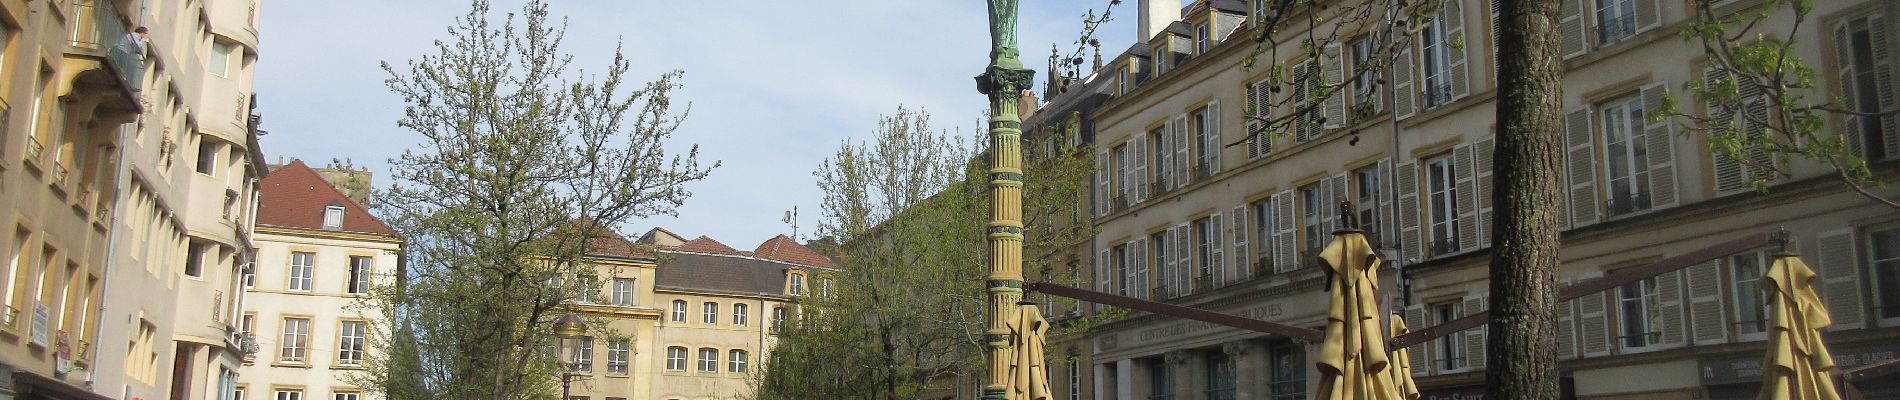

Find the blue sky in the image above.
[{"left": 256, "top": 1, "right": 1138, "bottom": 248}]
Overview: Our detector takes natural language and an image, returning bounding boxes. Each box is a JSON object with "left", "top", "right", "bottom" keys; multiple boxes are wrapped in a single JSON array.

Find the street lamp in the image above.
[{"left": 554, "top": 313, "right": 589, "bottom": 400}]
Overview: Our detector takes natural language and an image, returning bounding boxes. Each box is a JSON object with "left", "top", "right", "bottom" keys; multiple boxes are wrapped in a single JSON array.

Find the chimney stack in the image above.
[{"left": 1138, "top": 0, "right": 1182, "bottom": 43}]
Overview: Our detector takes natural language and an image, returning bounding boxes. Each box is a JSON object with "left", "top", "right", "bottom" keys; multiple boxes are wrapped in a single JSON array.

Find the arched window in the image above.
[{"left": 729, "top": 349, "right": 749, "bottom": 373}]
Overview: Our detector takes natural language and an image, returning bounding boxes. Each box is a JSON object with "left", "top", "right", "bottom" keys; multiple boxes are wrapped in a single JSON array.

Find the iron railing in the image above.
[
  {"left": 69, "top": 0, "right": 142, "bottom": 91},
  {"left": 1, "top": 306, "right": 16, "bottom": 329}
]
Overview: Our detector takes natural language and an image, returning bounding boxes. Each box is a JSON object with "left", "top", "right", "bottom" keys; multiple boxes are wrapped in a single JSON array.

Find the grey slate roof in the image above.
[{"left": 652, "top": 251, "right": 795, "bottom": 297}]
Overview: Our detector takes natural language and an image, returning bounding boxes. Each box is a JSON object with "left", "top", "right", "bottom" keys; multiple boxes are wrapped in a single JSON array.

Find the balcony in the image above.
[
  {"left": 1151, "top": 285, "right": 1173, "bottom": 300},
  {"left": 1430, "top": 236, "right": 1460, "bottom": 258},
  {"left": 1195, "top": 275, "right": 1214, "bottom": 292},
  {"left": 1606, "top": 191, "right": 1653, "bottom": 217},
  {"left": 1, "top": 306, "right": 17, "bottom": 330},
  {"left": 1191, "top": 164, "right": 1210, "bottom": 183},
  {"left": 75, "top": 340, "right": 91, "bottom": 364},
  {"left": 68, "top": 0, "right": 143, "bottom": 92},
  {"left": 228, "top": 330, "right": 259, "bottom": 361},
  {"left": 1422, "top": 82, "right": 1455, "bottom": 109},
  {"left": 1112, "top": 195, "right": 1129, "bottom": 213},
  {"left": 24, "top": 138, "right": 44, "bottom": 168},
  {"left": 1149, "top": 180, "right": 1170, "bottom": 197}
]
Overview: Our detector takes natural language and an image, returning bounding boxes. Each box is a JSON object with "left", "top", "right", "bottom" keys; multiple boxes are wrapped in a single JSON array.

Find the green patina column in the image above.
[{"left": 978, "top": 1, "right": 1034, "bottom": 399}]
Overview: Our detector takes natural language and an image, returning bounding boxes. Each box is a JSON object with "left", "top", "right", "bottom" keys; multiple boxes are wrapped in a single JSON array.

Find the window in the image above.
[
  {"left": 1418, "top": 9, "right": 1454, "bottom": 108},
  {"left": 1113, "top": 144, "right": 1130, "bottom": 205},
  {"left": 1353, "top": 164, "right": 1383, "bottom": 240},
  {"left": 1268, "top": 343, "right": 1306, "bottom": 400},
  {"left": 346, "top": 256, "right": 371, "bottom": 294},
  {"left": 772, "top": 307, "right": 788, "bottom": 332},
  {"left": 1600, "top": 96, "right": 1652, "bottom": 215},
  {"left": 1195, "top": 217, "right": 1215, "bottom": 286},
  {"left": 703, "top": 302, "right": 719, "bottom": 324},
  {"left": 697, "top": 348, "right": 718, "bottom": 372},
  {"left": 7, "top": 229, "right": 26, "bottom": 314},
  {"left": 821, "top": 277, "right": 833, "bottom": 297},
  {"left": 1300, "top": 184, "right": 1324, "bottom": 257},
  {"left": 1150, "top": 358, "right": 1174, "bottom": 400},
  {"left": 789, "top": 273, "right": 805, "bottom": 295},
  {"left": 670, "top": 300, "right": 686, "bottom": 322},
  {"left": 185, "top": 242, "right": 207, "bottom": 278},
  {"left": 332, "top": 392, "right": 358, "bottom": 400},
  {"left": 1193, "top": 107, "right": 1214, "bottom": 175},
  {"left": 1068, "top": 361, "right": 1081, "bottom": 400},
  {"left": 1114, "top": 243, "right": 1130, "bottom": 296},
  {"left": 1425, "top": 154, "right": 1462, "bottom": 256},
  {"left": 729, "top": 349, "right": 749, "bottom": 373},
  {"left": 1195, "top": 22, "right": 1211, "bottom": 54},
  {"left": 1207, "top": 353, "right": 1237, "bottom": 400},
  {"left": 733, "top": 303, "right": 749, "bottom": 325},
  {"left": 1595, "top": 0, "right": 1636, "bottom": 45},
  {"left": 197, "top": 139, "right": 219, "bottom": 175},
  {"left": 233, "top": 387, "right": 245, "bottom": 400},
  {"left": 210, "top": 41, "right": 234, "bottom": 77},
  {"left": 322, "top": 206, "right": 344, "bottom": 230},
  {"left": 1618, "top": 277, "right": 1662, "bottom": 348},
  {"left": 665, "top": 346, "right": 687, "bottom": 371},
  {"left": 1149, "top": 127, "right": 1168, "bottom": 186},
  {"left": 280, "top": 318, "right": 310, "bottom": 363},
  {"left": 1118, "top": 66, "right": 1132, "bottom": 95},
  {"left": 572, "top": 339, "right": 594, "bottom": 372},
  {"left": 1871, "top": 226, "right": 1900, "bottom": 321},
  {"left": 1729, "top": 252, "right": 1769, "bottom": 337},
  {"left": 240, "top": 314, "right": 256, "bottom": 336},
  {"left": 1433, "top": 301, "right": 1466, "bottom": 370},
  {"left": 274, "top": 389, "right": 302, "bottom": 400},
  {"left": 607, "top": 339, "right": 630, "bottom": 374},
  {"left": 337, "top": 320, "right": 366, "bottom": 365},
  {"left": 611, "top": 278, "right": 634, "bottom": 306},
  {"left": 288, "top": 252, "right": 314, "bottom": 291},
  {"left": 1836, "top": 15, "right": 1893, "bottom": 162},
  {"left": 1252, "top": 198, "right": 1275, "bottom": 271},
  {"left": 1348, "top": 37, "right": 1381, "bottom": 118},
  {"left": 1151, "top": 232, "right": 1170, "bottom": 296}
]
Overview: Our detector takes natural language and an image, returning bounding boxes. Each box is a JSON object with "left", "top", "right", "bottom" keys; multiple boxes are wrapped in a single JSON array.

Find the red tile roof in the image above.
[
  {"left": 558, "top": 218, "right": 651, "bottom": 259},
  {"left": 677, "top": 236, "right": 742, "bottom": 255},
  {"left": 753, "top": 234, "right": 833, "bottom": 268},
  {"left": 258, "top": 160, "right": 397, "bottom": 235}
]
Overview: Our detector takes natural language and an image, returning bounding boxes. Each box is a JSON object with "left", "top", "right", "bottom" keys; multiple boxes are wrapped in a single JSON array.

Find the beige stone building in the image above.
[
  {"left": 1080, "top": 0, "right": 1897, "bottom": 399},
  {"left": 235, "top": 160, "right": 398, "bottom": 400}
]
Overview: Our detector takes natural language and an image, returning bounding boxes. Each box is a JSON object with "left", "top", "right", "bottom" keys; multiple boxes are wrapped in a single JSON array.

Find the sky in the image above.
[{"left": 255, "top": 0, "right": 1139, "bottom": 248}]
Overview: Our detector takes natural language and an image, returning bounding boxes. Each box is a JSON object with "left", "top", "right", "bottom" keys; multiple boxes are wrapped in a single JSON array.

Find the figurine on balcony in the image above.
[{"left": 116, "top": 26, "right": 148, "bottom": 61}]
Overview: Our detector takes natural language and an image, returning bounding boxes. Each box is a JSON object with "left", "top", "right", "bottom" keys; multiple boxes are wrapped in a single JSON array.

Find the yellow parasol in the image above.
[
  {"left": 1008, "top": 302, "right": 1052, "bottom": 400},
  {"left": 1315, "top": 227, "right": 1406, "bottom": 400},
  {"left": 1758, "top": 253, "right": 1840, "bottom": 400},
  {"left": 1386, "top": 314, "right": 1421, "bottom": 400}
]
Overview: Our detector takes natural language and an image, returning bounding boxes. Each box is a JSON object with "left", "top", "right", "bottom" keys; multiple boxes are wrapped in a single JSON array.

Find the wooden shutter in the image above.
[
  {"left": 1464, "top": 294, "right": 1487, "bottom": 369},
  {"left": 1837, "top": 24, "right": 1867, "bottom": 158},
  {"left": 1871, "top": 15, "right": 1899, "bottom": 159},
  {"left": 1245, "top": 80, "right": 1264, "bottom": 159},
  {"left": 1137, "top": 238, "right": 1152, "bottom": 299},
  {"left": 1163, "top": 226, "right": 1180, "bottom": 298},
  {"left": 1209, "top": 100, "right": 1224, "bottom": 173},
  {"left": 1563, "top": 107, "right": 1599, "bottom": 228},
  {"left": 1330, "top": 174, "right": 1350, "bottom": 233},
  {"left": 1133, "top": 136, "right": 1148, "bottom": 202},
  {"left": 1097, "top": 149, "right": 1111, "bottom": 217},
  {"left": 1640, "top": 82, "right": 1679, "bottom": 208},
  {"left": 1490, "top": 0, "right": 1503, "bottom": 70},
  {"left": 1393, "top": 48, "right": 1417, "bottom": 120},
  {"left": 1292, "top": 60, "right": 1317, "bottom": 143},
  {"left": 1687, "top": 259, "right": 1729, "bottom": 345},
  {"left": 1579, "top": 273, "right": 1611, "bottom": 357},
  {"left": 1815, "top": 229, "right": 1864, "bottom": 330},
  {"left": 1558, "top": 0, "right": 1588, "bottom": 59},
  {"left": 1232, "top": 205, "right": 1250, "bottom": 281},
  {"left": 1210, "top": 212, "right": 1225, "bottom": 287},
  {"left": 1160, "top": 122, "right": 1175, "bottom": 188},
  {"left": 1557, "top": 284, "right": 1579, "bottom": 360},
  {"left": 1634, "top": 0, "right": 1660, "bottom": 33},
  {"left": 1323, "top": 44, "right": 1348, "bottom": 130},
  {"left": 1657, "top": 269, "right": 1686, "bottom": 346},
  {"left": 1098, "top": 249, "right": 1112, "bottom": 292},
  {"left": 1707, "top": 68, "right": 1749, "bottom": 195},
  {"left": 1175, "top": 114, "right": 1191, "bottom": 188},
  {"left": 1175, "top": 222, "right": 1192, "bottom": 295},
  {"left": 1378, "top": 158, "right": 1397, "bottom": 247},
  {"left": 1274, "top": 190, "right": 1298, "bottom": 273},
  {"left": 1445, "top": 0, "right": 1471, "bottom": 100},
  {"left": 1397, "top": 162, "right": 1422, "bottom": 263},
  {"left": 1120, "top": 144, "right": 1133, "bottom": 207},
  {"left": 1404, "top": 304, "right": 1430, "bottom": 376},
  {"left": 1454, "top": 144, "right": 1479, "bottom": 252},
  {"left": 1474, "top": 138, "right": 1496, "bottom": 248}
]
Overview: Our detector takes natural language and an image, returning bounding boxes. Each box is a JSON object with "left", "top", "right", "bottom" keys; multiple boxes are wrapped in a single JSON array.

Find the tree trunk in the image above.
[{"left": 1487, "top": 0, "right": 1565, "bottom": 399}]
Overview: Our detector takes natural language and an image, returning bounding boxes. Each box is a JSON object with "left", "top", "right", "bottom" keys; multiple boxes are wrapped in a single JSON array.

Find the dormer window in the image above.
[
  {"left": 322, "top": 205, "right": 344, "bottom": 230},
  {"left": 789, "top": 272, "right": 806, "bottom": 295},
  {"left": 1195, "top": 22, "right": 1211, "bottom": 54}
]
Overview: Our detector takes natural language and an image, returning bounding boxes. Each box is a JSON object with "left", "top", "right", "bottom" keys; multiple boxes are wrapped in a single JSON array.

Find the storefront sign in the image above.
[
  {"left": 1700, "top": 341, "right": 1900, "bottom": 385},
  {"left": 29, "top": 303, "right": 48, "bottom": 348}
]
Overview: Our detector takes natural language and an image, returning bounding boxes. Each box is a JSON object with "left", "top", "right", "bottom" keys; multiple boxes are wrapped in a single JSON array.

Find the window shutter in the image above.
[
  {"left": 1097, "top": 149, "right": 1111, "bottom": 217},
  {"left": 1164, "top": 226, "right": 1180, "bottom": 298},
  {"left": 1641, "top": 82, "right": 1679, "bottom": 208},
  {"left": 1160, "top": 123, "right": 1175, "bottom": 187},
  {"left": 1245, "top": 81, "right": 1264, "bottom": 159},
  {"left": 1175, "top": 222, "right": 1193, "bottom": 295},
  {"left": 1120, "top": 144, "right": 1133, "bottom": 207},
  {"left": 1396, "top": 162, "right": 1422, "bottom": 263},
  {"left": 1557, "top": 285, "right": 1579, "bottom": 360},
  {"left": 1330, "top": 173, "right": 1350, "bottom": 232},
  {"left": 1463, "top": 294, "right": 1487, "bottom": 369},
  {"left": 1871, "top": 15, "right": 1899, "bottom": 159},
  {"left": 1274, "top": 190, "right": 1298, "bottom": 273},
  {"left": 1558, "top": 0, "right": 1588, "bottom": 59},
  {"left": 1378, "top": 158, "right": 1397, "bottom": 247},
  {"left": 1175, "top": 114, "right": 1191, "bottom": 188},
  {"left": 1474, "top": 138, "right": 1496, "bottom": 248},
  {"left": 1491, "top": 0, "right": 1503, "bottom": 69},
  {"left": 1210, "top": 100, "right": 1224, "bottom": 173},
  {"left": 1393, "top": 48, "right": 1417, "bottom": 120},
  {"left": 1134, "top": 238, "right": 1150, "bottom": 300},
  {"left": 1837, "top": 24, "right": 1866, "bottom": 158},
  {"left": 1563, "top": 107, "right": 1600, "bottom": 228},
  {"left": 1707, "top": 68, "right": 1749, "bottom": 195},
  {"left": 1743, "top": 97, "right": 1774, "bottom": 186},
  {"left": 1404, "top": 304, "right": 1430, "bottom": 376},
  {"left": 1446, "top": 0, "right": 1471, "bottom": 100},
  {"left": 1210, "top": 212, "right": 1225, "bottom": 287},
  {"left": 1634, "top": 0, "right": 1660, "bottom": 33},
  {"left": 1579, "top": 273, "right": 1611, "bottom": 357},
  {"left": 1133, "top": 136, "right": 1148, "bottom": 202},
  {"left": 1232, "top": 205, "right": 1250, "bottom": 281},
  {"left": 1249, "top": 80, "right": 1274, "bottom": 158},
  {"left": 1687, "top": 259, "right": 1729, "bottom": 345},
  {"left": 1323, "top": 44, "right": 1348, "bottom": 130},
  {"left": 1454, "top": 144, "right": 1479, "bottom": 252},
  {"left": 1657, "top": 269, "right": 1686, "bottom": 346},
  {"left": 1815, "top": 229, "right": 1864, "bottom": 330},
  {"left": 1098, "top": 249, "right": 1112, "bottom": 292},
  {"left": 1292, "top": 61, "right": 1317, "bottom": 143}
]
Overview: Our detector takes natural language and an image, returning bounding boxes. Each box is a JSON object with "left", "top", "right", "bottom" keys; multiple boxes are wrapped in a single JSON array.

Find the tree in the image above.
[
  {"left": 753, "top": 106, "right": 1093, "bottom": 399},
  {"left": 358, "top": 1, "right": 715, "bottom": 399},
  {"left": 1485, "top": 0, "right": 1566, "bottom": 399},
  {"left": 1674, "top": 0, "right": 1899, "bottom": 209}
]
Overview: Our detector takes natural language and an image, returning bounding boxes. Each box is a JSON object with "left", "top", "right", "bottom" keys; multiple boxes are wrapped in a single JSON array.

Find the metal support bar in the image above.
[
  {"left": 1387, "top": 232, "right": 1772, "bottom": 349},
  {"left": 1028, "top": 282, "right": 1327, "bottom": 342}
]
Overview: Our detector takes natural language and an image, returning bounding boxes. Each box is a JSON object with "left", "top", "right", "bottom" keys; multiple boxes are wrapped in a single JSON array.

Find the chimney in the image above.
[
  {"left": 1018, "top": 90, "right": 1039, "bottom": 121},
  {"left": 1138, "top": 0, "right": 1182, "bottom": 43}
]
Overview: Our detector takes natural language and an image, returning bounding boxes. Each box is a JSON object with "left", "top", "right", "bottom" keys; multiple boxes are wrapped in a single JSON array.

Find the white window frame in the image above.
[
  {"left": 1196, "top": 218, "right": 1215, "bottom": 280},
  {"left": 665, "top": 346, "right": 687, "bottom": 371},
  {"left": 1418, "top": 11, "right": 1454, "bottom": 108},
  {"left": 729, "top": 349, "right": 749, "bottom": 373},
  {"left": 1433, "top": 301, "right": 1467, "bottom": 371},
  {"left": 789, "top": 273, "right": 805, "bottom": 295},
  {"left": 1600, "top": 96, "right": 1651, "bottom": 216},
  {"left": 1425, "top": 155, "right": 1462, "bottom": 256},
  {"left": 1353, "top": 164, "right": 1382, "bottom": 238},
  {"left": 1594, "top": 0, "right": 1637, "bottom": 46},
  {"left": 702, "top": 302, "right": 718, "bottom": 325},
  {"left": 346, "top": 256, "right": 371, "bottom": 295},
  {"left": 337, "top": 320, "right": 366, "bottom": 366},
  {"left": 697, "top": 348, "right": 718, "bottom": 372},
  {"left": 280, "top": 317, "right": 310, "bottom": 363},
  {"left": 1870, "top": 224, "right": 1900, "bottom": 325},
  {"left": 611, "top": 278, "right": 634, "bottom": 306},
  {"left": 1729, "top": 252, "right": 1770, "bottom": 341},
  {"left": 607, "top": 339, "right": 630, "bottom": 374},
  {"left": 1617, "top": 277, "right": 1663, "bottom": 350},
  {"left": 274, "top": 389, "right": 303, "bottom": 400},
  {"left": 288, "top": 252, "right": 314, "bottom": 292},
  {"left": 322, "top": 206, "right": 344, "bottom": 230},
  {"left": 1300, "top": 184, "right": 1324, "bottom": 256},
  {"left": 1194, "top": 107, "right": 1214, "bottom": 172},
  {"left": 733, "top": 303, "right": 749, "bottom": 326},
  {"left": 571, "top": 339, "right": 593, "bottom": 372},
  {"left": 670, "top": 300, "right": 686, "bottom": 322},
  {"left": 332, "top": 392, "right": 358, "bottom": 400}
]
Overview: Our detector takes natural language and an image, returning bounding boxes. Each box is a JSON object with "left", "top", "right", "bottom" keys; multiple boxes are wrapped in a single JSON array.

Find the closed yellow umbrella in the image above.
[
  {"left": 1759, "top": 254, "right": 1840, "bottom": 400},
  {"left": 1008, "top": 303, "right": 1052, "bottom": 400},
  {"left": 1315, "top": 229, "right": 1405, "bottom": 400},
  {"left": 1386, "top": 314, "right": 1421, "bottom": 400}
]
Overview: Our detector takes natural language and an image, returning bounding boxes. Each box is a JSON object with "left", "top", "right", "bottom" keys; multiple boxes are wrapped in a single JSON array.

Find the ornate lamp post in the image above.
[
  {"left": 977, "top": 1, "right": 1034, "bottom": 399},
  {"left": 554, "top": 313, "right": 589, "bottom": 400}
]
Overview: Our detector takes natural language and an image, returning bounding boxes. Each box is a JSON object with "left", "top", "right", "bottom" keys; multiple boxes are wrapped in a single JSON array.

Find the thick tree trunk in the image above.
[{"left": 1487, "top": 0, "right": 1565, "bottom": 399}]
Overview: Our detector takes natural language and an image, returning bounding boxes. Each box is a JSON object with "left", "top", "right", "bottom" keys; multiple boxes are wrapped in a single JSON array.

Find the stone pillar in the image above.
[
  {"left": 1117, "top": 358, "right": 1136, "bottom": 399},
  {"left": 1094, "top": 362, "right": 1115, "bottom": 400},
  {"left": 1226, "top": 340, "right": 1267, "bottom": 400},
  {"left": 1168, "top": 350, "right": 1200, "bottom": 399},
  {"left": 978, "top": 1, "right": 1034, "bottom": 398}
]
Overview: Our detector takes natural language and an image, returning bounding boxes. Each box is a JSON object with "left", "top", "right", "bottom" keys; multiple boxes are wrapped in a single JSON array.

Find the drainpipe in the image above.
[{"left": 1383, "top": 4, "right": 1410, "bottom": 308}]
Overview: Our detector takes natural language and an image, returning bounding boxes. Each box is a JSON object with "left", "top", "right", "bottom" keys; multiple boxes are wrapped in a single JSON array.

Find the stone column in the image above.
[
  {"left": 978, "top": 0, "right": 1034, "bottom": 397},
  {"left": 1167, "top": 350, "right": 1200, "bottom": 399},
  {"left": 1117, "top": 358, "right": 1136, "bottom": 399},
  {"left": 1094, "top": 362, "right": 1114, "bottom": 400},
  {"left": 1226, "top": 340, "right": 1268, "bottom": 400}
]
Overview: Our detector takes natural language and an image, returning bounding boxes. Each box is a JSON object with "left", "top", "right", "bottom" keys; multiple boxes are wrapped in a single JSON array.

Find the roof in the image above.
[
  {"left": 676, "top": 236, "right": 742, "bottom": 255},
  {"left": 752, "top": 234, "right": 834, "bottom": 268},
  {"left": 555, "top": 218, "right": 651, "bottom": 259},
  {"left": 637, "top": 227, "right": 687, "bottom": 246},
  {"left": 257, "top": 160, "right": 397, "bottom": 235},
  {"left": 653, "top": 251, "right": 795, "bottom": 297}
]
